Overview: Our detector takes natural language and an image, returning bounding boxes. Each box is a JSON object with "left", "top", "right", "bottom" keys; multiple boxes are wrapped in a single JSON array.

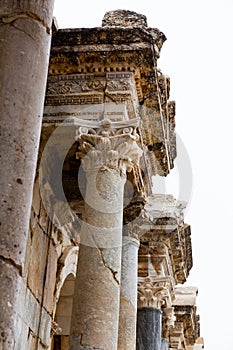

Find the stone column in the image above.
[
  {"left": 136, "top": 276, "right": 170, "bottom": 350},
  {"left": 118, "top": 236, "right": 140, "bottom": 350},
  {"left": 0, "top": 1, "right": 54, "bottom": 347},
  {"left": 69, "top": 119, "right": 142, "bottom": 350},
  {"left": 137, "top": 307, "right": 162, "bottom": 350},
  {"left": 161, "top": 338, "right": 168, "bottom": 350}
]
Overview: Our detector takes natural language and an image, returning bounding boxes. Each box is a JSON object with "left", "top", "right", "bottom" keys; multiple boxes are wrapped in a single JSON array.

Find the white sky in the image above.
[{"left": 53, "top": 1, "right": 233, "bottom": 349}]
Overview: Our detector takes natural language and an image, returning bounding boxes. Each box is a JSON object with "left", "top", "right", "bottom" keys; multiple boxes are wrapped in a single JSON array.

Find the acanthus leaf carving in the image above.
[
  {"left": 137, "top": 276, "right": 172, "bottom": 310},
  {"left": 75, "top": 118, "right": 143, "bottom": 173}
]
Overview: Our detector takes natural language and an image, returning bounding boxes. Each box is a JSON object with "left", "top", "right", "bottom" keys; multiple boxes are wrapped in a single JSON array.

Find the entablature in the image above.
[
  {"left": 45, "top": 10, "right": 177, "bottom": 177},
  {"left": 137, "top": 194, "right": 193, "bottom": 284},
  {"left": 172, "top": 287, "right": 201, "bottom": 348}
]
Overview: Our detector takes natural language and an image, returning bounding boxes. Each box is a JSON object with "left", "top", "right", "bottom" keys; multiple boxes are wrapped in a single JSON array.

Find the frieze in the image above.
[
  {"left": 45, "top": 94, "right": 103, "bottom": 106},
  {"left": 46, "top": 74, "right": 106, "bottom": 96}
]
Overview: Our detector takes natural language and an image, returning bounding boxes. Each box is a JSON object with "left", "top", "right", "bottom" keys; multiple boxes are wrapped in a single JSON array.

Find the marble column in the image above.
[
  {"left": 136, "top": 276, "right": 170, "bottom": 350},
  {"left": 69, "top": 119, "right": 142, "bottom": 350},
  {"left": 118, "top": 236, "right": 140, "bottom": 350},
  {"left": 0, "top": 1, "right": 54, "bottom": 347},
  {"left": 136, "top": 307, "right": 162, "bottom": 350}
]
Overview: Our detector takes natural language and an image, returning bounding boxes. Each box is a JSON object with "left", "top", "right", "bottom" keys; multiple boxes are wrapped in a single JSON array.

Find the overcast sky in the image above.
[{"left": 53, "top": 1, "right": 233, "bottom": 349}]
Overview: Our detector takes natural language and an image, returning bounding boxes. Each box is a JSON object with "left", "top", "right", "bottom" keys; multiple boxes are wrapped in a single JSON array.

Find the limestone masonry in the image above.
[{"left": 0, "top": 5, "right": 204, "bottom": 350}]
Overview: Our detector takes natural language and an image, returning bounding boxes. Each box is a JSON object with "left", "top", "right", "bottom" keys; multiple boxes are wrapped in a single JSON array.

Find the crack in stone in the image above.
[
  {"left": 0, "top": 254, "right": 22, "bottom": 276},
  {"left": 91, "top": 234, "right": 120, "bottom": 285},
  {"left": 98, "top": 247, "right": 120, "bottom": 285},
  {"left": 8, "top": 21, "right": 35, "bottom": 41},
  {"left": 1, "top": 12, "right": 51, "bottom": 34}
]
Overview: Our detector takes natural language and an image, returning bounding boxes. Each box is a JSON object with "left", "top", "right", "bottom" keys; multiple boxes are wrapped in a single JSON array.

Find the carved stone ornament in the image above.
[
  {"left": 137, "top": 276, "right": 172, "bottom": 310},
  {"left": 162, "top": 307, "right": 176, "bottom": 338},
  {"left": 75, "top": 118, "right": 143, "bottom": 173}
]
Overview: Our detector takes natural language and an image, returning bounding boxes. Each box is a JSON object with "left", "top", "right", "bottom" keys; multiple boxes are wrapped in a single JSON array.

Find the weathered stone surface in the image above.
[
  {"left": 102, "top": 9, "right": 148, "bottom": 27},
  {"left": 0, "top": 3, "right": 53, "bottom": 268},
  {"left": 0, "top": 0, "right": 54, "bottom": 30},
  {"left": 172, "top": 287, "right": 201, "bottom": 347},
  {"left": 43, "top": 241, "right": 58, "bottom": 314},
  {"left": 138, "top": 195, "right": 193, "bottom": 284},
  {"left": 0, "top": 260, "right": 23, "bottom": 348},
  {"left": 0, "top": 2, "right": 54, "bottom": 347},
  {"left": 16, "top": 317, "right": 29, "bottom": 350},
  {"left": 28, "top": 225, "right": 49, "bottom": 301},
  {"left": 27, "top": 330, "right": 37, "bottom": 349},
  {"left": 47, "top": 8, "right": 176, "bottom": 178},
  {"left": 69, "top": 116, "right": 143, "bottom": 349},
  {"left": 136, "top": 308, "right": 162, "bottom": 350},
  {"left": 0, "top": 8, "right": 204, "bottom": 350},
  {"left": 55, "top": 292, "right": 73, "bottom": 334},
  {"left": 118, "top": 298, "right": 137, "bottom": 350},
  {"left": 69, "top": 244, "right": 121, "bottom": 349},
  {"left": 39, "top": 307, "right": 52, "bottom": 347},
  {"left": 23, "top": 287, "right": 41, "bottom": 336},
  {"left": 118, "top": 237, "right": 139, "bottom": 350}
]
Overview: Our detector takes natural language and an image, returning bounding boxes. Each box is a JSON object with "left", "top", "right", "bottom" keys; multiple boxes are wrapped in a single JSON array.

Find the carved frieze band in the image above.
[{"left": 45, "top": 72, "right": 138, "bottom": 110}]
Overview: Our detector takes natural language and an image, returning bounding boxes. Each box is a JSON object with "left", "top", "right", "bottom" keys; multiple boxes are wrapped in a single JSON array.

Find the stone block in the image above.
[
  {"left": 16, "top": 317, "right": 29, "bottom": 350},
  {"left": 23, "top": 288, "right": 41, "bottom": 335},
  {"left": 39, "top": 307, "right": 52, "bottom": 347},
  {"left": 28, "top": 225, "right": 48, "bottom": 301},
  {"left": 27, "top": 330, "right": 37, "bottom": 350},
  {"left": 43, "top": 241, "right": 58, "bottom": 314}
]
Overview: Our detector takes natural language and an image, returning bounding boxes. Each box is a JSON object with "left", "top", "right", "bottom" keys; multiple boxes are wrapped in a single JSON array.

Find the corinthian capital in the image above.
[
  {"left": 75, "top": 118, "right": 143, "bottom": 173},
  {"left": 137, "top": 276, "right": 172, "bottom": 310}
]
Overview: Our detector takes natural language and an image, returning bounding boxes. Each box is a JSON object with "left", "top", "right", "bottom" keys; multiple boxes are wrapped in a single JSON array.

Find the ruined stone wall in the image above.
[
  {"left": 17, "top": 177, "right": 79, "bottom": 349},
  {"left": 0, "top": 8, "right": 204, "bottom": 350}
]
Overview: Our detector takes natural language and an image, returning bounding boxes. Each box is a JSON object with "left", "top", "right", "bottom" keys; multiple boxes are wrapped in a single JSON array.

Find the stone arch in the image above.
[
  {"left": 53, "top": 246, "right": 79, "bottom": 316},
  {"left": 51, "top": 246, "right": 79, "bottom": 349}
]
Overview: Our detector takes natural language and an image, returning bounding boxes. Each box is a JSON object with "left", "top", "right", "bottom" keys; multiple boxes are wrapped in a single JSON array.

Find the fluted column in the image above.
[
  {"left": 69, "top": 119, "right": 142, "bottom": 350},
  {"left": 118, "top": 236, "right": 140, "bottom": 350},
  {"left": 0, "top": 1, "right": 54, "bottom": 347}
]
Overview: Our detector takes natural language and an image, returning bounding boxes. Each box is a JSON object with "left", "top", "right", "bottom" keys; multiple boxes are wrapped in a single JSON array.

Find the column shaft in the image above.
[
  {"left": 161, "top": 338, "right": 168, "bottom": 350},
  {"left": 69, "top": 168, "right": 125, "bottom": 350},
  {"left": 136, "top": 308, "right": 162, "bottom": 350},
  {"left": 118, "top": 236, "right": 139, "bottom": 350},
  {"left": 0, "top": 1, "right": 54, "bottom": 347}
]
